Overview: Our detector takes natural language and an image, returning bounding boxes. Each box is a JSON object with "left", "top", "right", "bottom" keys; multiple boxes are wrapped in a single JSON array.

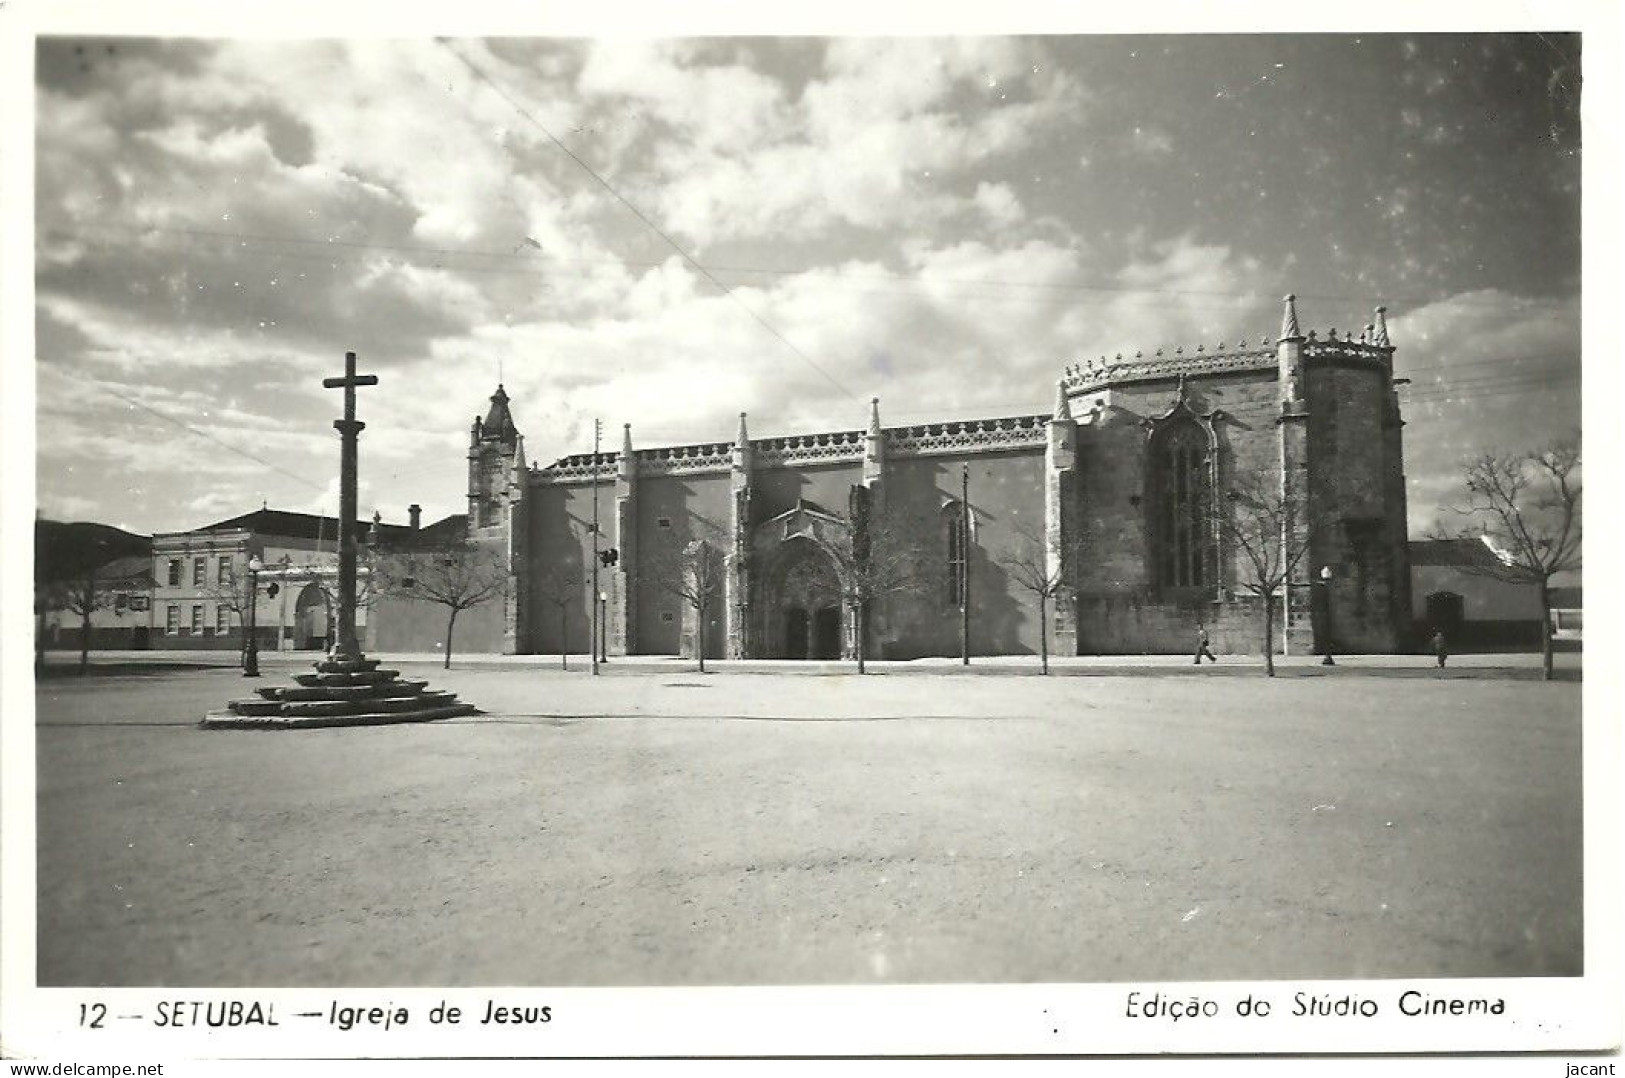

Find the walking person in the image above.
[
  {"left": 1431, "top": 628, "right": 1448, "bottom": 669},
  {"left": 1194, "top": 622, "right": 1218, "bottom": 664}
]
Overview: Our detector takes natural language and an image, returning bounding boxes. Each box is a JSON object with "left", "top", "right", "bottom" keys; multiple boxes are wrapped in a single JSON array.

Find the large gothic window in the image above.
[
  {"left": 1152, "top": 423, "right": 1212, "bottom": 590},
  {"left": 944, "top": 503, "right": 967, "bottom": 606}
]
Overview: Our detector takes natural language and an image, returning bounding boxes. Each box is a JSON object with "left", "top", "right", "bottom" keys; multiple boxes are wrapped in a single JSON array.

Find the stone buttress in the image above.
[
  {"left": 1045, "top": 380, "right": 1079, "bottom": 656},
  {"left": 608, "top": 424, "right": 636, "bottom": 657},
  {"left": 726, "top": 412, "right": 753, "bottom": 659},
  {"left": 1276, "top": 294, "right": 1314, "bottom": 653}
]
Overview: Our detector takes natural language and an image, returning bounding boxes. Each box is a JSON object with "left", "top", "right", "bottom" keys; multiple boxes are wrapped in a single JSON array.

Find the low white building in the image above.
[
  {"left": 149, "top": 508, "right": 417, "bottom": 652},
  {"left": 1409, "top": 538, "right": 1545, "bottom": 650}
]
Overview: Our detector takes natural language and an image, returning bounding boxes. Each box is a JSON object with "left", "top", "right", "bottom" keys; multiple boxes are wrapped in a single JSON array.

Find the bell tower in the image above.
[
  {"left": 467, "top": 384, "right": 524, "bottom": 539},
  {"left": 467, "top": 384, "right": 527, "bottom": 652}
]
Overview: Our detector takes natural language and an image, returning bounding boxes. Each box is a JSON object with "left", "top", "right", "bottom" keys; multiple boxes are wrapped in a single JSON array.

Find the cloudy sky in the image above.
[{"left": 32, "top": 31, "right": 1581, "bottom": 536}]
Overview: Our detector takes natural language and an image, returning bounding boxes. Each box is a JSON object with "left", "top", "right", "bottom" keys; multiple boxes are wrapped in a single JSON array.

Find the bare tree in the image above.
[
  {"left": 34, "top": 550, "right": 54, "bottom": 672},
  {"left": 1442, "top": 440, "right": 1581, "bottom": 680},
  {"left": 533, "top": 563, "right": 583, "bottom": 670},
  {"left": 645, "top": 537, "right": 726, "bottom": 672},
  {"left": 824, "top": 498, "right": 927, "bottom": 674},
  {"left": 37, "top": 525, "right": 113, "bottom": 673},
  {"left": 1215, "top": 468, "right": 1314, "bottom": 677},
  {"left": 55, "top": 570, "right": 114, "bottom": 674},
  {"left": 376, "top": 539, "right": 509, "bottom": 668},
  {"left": 203, "top": 561, "right": 259, "bottom": 670},
  {"left": 996, "top": 521, "right": 1068, "bottom": 674}
]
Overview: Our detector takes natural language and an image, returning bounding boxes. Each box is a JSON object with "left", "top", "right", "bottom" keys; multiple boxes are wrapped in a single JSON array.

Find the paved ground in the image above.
[{"left": 33, "top": 655, "right": 1583, "bottom": 986}]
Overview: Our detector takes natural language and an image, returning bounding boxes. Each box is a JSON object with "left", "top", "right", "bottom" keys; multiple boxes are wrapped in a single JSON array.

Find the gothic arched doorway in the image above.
[
  {"left": 812, "top": 606, "right": 842, "bottom": 659},
  {"left": 766, "top": 539, "right": 843, "bottom": 659},
  {"left": 293, "top": 582, "right": 329, "bottom": 651}
]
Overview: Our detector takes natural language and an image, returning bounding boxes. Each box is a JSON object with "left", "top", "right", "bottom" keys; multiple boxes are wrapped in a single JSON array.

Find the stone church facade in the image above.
[{"left": 468, "top": 295, "right": 1411, "bottom": 658}]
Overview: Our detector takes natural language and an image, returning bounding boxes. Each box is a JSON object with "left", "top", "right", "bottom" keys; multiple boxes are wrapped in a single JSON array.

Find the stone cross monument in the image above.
[
  {"left": 322, "top": 350, "right": 379, "bottom": 661},
  {"left": 201, "top": 350, "right": 477, "bottom": 728}
]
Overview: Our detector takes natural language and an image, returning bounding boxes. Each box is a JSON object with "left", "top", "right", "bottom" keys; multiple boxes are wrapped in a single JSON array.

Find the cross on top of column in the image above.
[
  {"left": 322, "top": 351, "right": 379, "bottom": 662},
  {"left": 323, "top": 350, "right": 379, "bottom": 422}
]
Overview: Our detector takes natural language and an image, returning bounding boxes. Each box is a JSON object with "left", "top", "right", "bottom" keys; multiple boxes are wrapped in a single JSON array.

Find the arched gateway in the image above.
[
  {"left": 767, "top": 539, "right": 843, "bottom": 659},
  {"left": 750, "top": 499, "right": 852, "bottom": 660}
]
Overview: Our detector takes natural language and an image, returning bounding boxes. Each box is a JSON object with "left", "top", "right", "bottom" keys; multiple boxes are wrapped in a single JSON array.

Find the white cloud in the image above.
[
  {"left": 973, "top": 182, "right": 1025, "bottom": 228},
  {"left": 618, "top": 37, "right": 1084, "bottom": 247}
]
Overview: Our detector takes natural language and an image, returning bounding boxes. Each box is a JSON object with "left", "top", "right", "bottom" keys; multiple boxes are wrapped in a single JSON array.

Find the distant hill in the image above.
[{"left": 36, "top": 520, "right": 151, "bottom": 581}]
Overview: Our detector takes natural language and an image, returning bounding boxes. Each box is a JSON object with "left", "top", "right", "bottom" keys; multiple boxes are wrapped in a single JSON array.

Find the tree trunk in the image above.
[
  {"left": 855, "top": 601, "right": 867, "bottom": 675},
  {"left": 1262, "top": 592, "right": 1276, "bottom": 677},
  {"left": 78, "top": 576, "right": 93, "bottom": 674},
  {"left": 242, "top": 575, "right": 253, "bottom": 671},
  {"left": 560, "top": 607, "right": 568, "bottom": 670},
  {"left": 696, "top": 598, "right": 706, "bottom": 673},
  {"left": 1039, "top": 594, "right": 1050, "bottom": 675},
  {"left": 1539, "top": 578, "right": 1554, "bottom": 681},
  {"left": 444, "top": 607, "right": 458, "bottom": 669}
]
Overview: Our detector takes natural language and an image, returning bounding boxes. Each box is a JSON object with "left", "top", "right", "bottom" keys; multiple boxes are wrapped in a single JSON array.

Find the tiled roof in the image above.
[
  {"left": 202, "top": 509, "right": 415, "bottom": 543},
  {"left": 1408, "top": 538, "right": 1506, "bottom": 569},
  {"left": 94, "top": 554, "right": 155, "bottom": 585}
]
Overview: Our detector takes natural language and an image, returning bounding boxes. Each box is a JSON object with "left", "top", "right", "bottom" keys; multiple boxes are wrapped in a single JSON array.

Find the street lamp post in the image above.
[
  {"left": 598, "top": 591, "right": 609, "bottom": 665},
  {"left": 960, "top": 462, "right": 971, "bottom": 666},
  {"left": 1318, "top": 564, "right": 1335, "bottom": 666},
  {"left": 591, "top": 419, "right": 601, "bottom": 675},
  {"left": 244, "top": 555, "right": 264, "bottom": 677}
]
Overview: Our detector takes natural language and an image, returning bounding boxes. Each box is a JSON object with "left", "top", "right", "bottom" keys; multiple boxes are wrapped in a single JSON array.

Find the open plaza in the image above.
[{"left": 32, "top": 651, "right": 1582, "bottom": 987}]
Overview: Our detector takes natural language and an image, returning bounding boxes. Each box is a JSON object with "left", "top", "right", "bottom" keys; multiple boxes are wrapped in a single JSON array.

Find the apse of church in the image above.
[{"left": 484, "top": 295, "right": 1410, "bottom": 658}]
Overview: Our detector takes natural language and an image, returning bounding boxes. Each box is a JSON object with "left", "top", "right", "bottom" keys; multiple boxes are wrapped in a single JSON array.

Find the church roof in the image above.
[
  {"left": 1408, "top": 538, "right": 1507, "bottom": 569},
  {"left": 479, "top": 384, "right": 520, "bottom": 446},
  {"left": 200, "top": 509, "right": 414, "bottom": 543},
  {"left": 94, "top": 554, "right": 156, "bottom": 586}
]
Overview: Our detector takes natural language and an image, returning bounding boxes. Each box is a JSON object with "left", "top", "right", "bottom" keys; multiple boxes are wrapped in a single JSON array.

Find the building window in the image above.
[
  {"left": 657, "top": 517, "right": 672, "bottom": 529},
  {"left": 167, "top": 559, "right": 181, "bottom": 586},
  {"left": 129, "top": 595, "right": 150, "bottom": 612},
  {"left": 944, "top": 503, "right": 968, "bottom": 606},
  {"left": 166, "top": 605, "right": 180, "bottom": 633},
  {"left": 1151, "top": 422, "right": 1212, "bottom": 590},
  {"left": 216, "top": 605, "right": 230, "bottom": 635},
  {"left": 217, "top": 555, "right": 231, "bottom": 585},
  {"left": 190, "top": 604, "right": 204, "bottom": 634},
  {"left": 192, "top": 557, "right": 206, "bottom": 587}
]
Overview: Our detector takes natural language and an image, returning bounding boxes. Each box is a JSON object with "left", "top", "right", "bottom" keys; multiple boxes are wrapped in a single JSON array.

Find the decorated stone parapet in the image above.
[
  {"left": 536, "top": 452, "right": 619, "bottom": 485},
  {"left": 1061, "top": 344, "right": 1277, "bottom": 396},
  {"left": 1301, "top": 330, "right": 1394, "bottom": 367},
  {"left": 534, "top": 414, "right": 1054, "bottom": 485},
  {"left": 886, "top": 415, "right": 1047, "bottom": 457},
  {"left": 757, "top": 430, "right": 866, "bottom": 469},
  {"left": 202, "top": 656, "right": 477, "bottom": 729}
]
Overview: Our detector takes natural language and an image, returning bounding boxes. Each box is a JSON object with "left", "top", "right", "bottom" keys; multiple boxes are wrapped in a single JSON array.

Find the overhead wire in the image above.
[
  {"left": 49, "top": 219, "right": 1577, "bottom": 313},
  {"left": 47, "top": 364, "right": 328, "bottom": 492},
  {"left": 435, "top": 39, "right": 861, "bottom": 404}
]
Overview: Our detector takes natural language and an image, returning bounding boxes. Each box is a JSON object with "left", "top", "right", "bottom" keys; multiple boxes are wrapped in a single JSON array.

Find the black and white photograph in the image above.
[{"left": 2, "top": 0, "right": 1618, "bottom": 1066}]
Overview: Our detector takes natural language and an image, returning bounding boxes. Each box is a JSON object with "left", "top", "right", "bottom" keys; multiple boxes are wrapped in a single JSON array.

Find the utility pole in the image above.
[
  {"left": 961, "top": 462, "right": 971, "bottom": 666},
  {"left": 591, "top": 418, "right": 601, "bottom": 675}
]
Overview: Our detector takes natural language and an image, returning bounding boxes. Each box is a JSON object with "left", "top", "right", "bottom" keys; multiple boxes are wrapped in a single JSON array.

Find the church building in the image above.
[{"left": 469, "top": 295, "right": 1411, "bottom": 659}]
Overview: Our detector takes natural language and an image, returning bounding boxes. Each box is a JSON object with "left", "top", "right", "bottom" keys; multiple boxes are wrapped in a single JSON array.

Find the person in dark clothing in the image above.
[
  {"left": 1431, "top": 629, "right": 1448, "bottom": 669},
  {"left": 1194, "top": 624, "right": 1218, "bottom": 664}
]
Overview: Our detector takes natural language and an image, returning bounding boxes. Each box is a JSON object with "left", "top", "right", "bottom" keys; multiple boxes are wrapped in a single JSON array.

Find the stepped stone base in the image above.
[{"left": 201, "top": 655, "right": 477, "bottom": 730}]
